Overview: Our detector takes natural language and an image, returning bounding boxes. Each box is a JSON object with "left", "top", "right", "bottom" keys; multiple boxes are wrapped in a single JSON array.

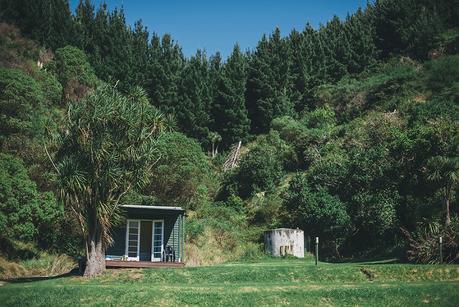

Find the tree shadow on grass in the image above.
[
  {"left": 1, "top": 268, "right": 80, "bottom": 284},
  {"left": 327, "top": 257, "right": 401, "bottom": 265}
]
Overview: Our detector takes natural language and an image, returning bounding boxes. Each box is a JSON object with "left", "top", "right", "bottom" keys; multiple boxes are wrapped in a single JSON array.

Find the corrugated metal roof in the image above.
[
  {"left": 120, "top": 204, "right": 184, "bottom": 211},
  {"left": 265, "top": 228, "right": 303, "bottom": 232}
]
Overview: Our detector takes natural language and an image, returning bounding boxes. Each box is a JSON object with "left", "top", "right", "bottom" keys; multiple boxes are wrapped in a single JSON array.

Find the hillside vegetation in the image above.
[{"left": 0, "top": 0, "right": 458, "bottom": 273}]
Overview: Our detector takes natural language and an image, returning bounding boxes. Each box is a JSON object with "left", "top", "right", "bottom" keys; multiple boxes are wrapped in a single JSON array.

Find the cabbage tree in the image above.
[
  {"left": 52, "top": 85, "right": 164, "bottom": 276},
  {"left": 427, "top": 156, "right": 459, "bottom": 226}
]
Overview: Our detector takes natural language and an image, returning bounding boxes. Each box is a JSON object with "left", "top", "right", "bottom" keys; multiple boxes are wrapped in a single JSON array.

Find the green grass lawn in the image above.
[{"left": 1, "top": 257, "right": 458, "bottom": 306}]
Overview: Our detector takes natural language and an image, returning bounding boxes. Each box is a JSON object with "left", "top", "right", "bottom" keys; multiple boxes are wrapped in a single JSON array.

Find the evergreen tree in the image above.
[
  {"left": 0, "top": 0, "right": 74, "bottom": 50},
  {"left": 208, "top": 51, "right": 222, "bottom": 115},
  {"left": 300, "top": 24, "right": 325, "bottom": 110},
  {"left": 371, "top": 0, "right": 443, "bottom": 60},
  {"left": 246, "top": 29, "right": 293, "bottom": 134},
  {"left": 146, "top": 33, "right": 184, "bottom": 116},
  {"left": 319, "top": 16, "right": 349, "bottom": 82},
  {"left": 288, "top": 29, "right": 307, "bottom": 112},
  {"left": 131, "top": 20, "right": 150, "bottom": 88},
  {"left": 104, "top": 7, "right": 134, "bottom": 90},
  {"left": 288, "top": 25, "right": 323, "bottom": 111},
  {"left": 343, "top": 8, "right": 378, "bottom": 74},
  {"left": 213, "top": 44, "right": 250, "bottom": 148},
  {"left": 74, "top": 0, "right": 95, "bottom": 52},
  {"left": 177, "top": 50, "right": 213, "bottom": 145}
]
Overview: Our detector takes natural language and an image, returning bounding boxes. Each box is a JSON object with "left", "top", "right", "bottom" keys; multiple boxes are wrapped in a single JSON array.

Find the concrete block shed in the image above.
[{"left": 264, "top": 228, "right": 304, "bottom": 258}]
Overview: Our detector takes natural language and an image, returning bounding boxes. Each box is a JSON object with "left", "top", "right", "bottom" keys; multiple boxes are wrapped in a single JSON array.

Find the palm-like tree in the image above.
[
  {"left": 52, "top": 84, "right": 166, "bottom": 276},
  {"left": 427, "top": 156, "right": 459, "bottom": 226}
]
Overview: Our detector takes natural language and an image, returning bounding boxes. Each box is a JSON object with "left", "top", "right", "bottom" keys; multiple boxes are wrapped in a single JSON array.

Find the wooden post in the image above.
[
  {"left": 439, "top": 236, "right": 443, "bottom": 264},
  {"left": 315, "top": 237, "right": 319, "bottom": 266}
]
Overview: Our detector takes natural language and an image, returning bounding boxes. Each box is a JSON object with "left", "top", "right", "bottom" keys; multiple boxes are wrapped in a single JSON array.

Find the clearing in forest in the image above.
[{"left": 1, "top": 258, "right": 458, "bottom": 306}]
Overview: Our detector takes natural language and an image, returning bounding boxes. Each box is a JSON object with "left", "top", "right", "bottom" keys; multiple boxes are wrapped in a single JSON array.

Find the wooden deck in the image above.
[{"left": 106, "top": 260, "right": 185, "bottom": 268}]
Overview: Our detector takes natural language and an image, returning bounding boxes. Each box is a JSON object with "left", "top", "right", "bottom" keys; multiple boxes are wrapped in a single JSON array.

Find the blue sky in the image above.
[{"left": 69, "top": 0, "right": 368, "bottom": 59}]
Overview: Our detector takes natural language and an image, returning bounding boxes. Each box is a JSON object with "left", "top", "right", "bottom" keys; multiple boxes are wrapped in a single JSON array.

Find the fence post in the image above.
[
  {"left": 439, "top": 236, "right": 443, "bottom": 264},
  {"left": 315, "top": 237, "right": 319, "bottom": 266}
]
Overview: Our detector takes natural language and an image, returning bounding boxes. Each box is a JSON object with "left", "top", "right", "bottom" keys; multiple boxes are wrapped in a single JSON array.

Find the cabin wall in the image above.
[
  {"left": 106, "top": 208, "right": 184, "bottom": 261},
  {"left": 107, "top": 226, "right": 126, "bottom": 257}
]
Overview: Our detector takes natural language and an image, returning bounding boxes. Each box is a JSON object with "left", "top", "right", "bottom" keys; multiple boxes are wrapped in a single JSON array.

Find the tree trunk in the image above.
[
  {"left": 445, "top": 196, "right": 451, "bottom": 227},
  {"left": 84, "top": 232, "right": 106, "bottom": 277}
]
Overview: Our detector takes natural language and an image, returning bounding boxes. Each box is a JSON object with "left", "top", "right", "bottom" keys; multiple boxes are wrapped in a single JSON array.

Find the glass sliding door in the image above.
[
  {"left": 152, "top": 220, "right": 164, "bottom": 262},
  {"left": 126, "top": 220, "right": 140, "bottom": 260}
]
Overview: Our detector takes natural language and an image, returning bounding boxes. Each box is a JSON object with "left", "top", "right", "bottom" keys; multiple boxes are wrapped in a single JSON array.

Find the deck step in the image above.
[{"left": 105, "top": 260, "right": 185, "bottom": 268}]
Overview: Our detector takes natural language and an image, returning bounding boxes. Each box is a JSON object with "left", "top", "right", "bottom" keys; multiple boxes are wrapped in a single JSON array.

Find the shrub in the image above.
[
  {"left": 47, "top": 45, "right": 97, "bottom": 101},
  {"left": 283, "top": 173, "right": 350, "bottom": 257},
  {"left": 315, "top": 61, "right": 417, "bottom": 122},
  {"left": 35, "top": 68, "right": 62, "bottom": 105},
  {"left": 238, "top": 242, "right": 264, "bottom": 261},
  {"left": 0, "top": 67, "right": 45, "bottom": 141},
  {"left": 424, "top": 55, "right": 459, "bottom": 90},
  {"left": 143, "top": 132, "right": 215, "bottom": 209},
  {"left": 402, "top": 218, "right": 459, "bottom": 264},
  {"left": 227, "top": 132, "right": 294, "bottom": 198},
  {"left": 247, "top": 192, "right": 283, "bottom": 228},
  {"left": 186, "top": 218, "right": 205, "bottom": 241},
  {"left": 0, "top": 153, "right": 62, "bottom": 244},
  {"left": 235, "top": 144, "right": 283, "bottom": 198}
]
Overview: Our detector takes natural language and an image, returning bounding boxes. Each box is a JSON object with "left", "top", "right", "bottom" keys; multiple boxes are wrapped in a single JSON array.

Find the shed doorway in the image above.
[
  {"left": 139, "top": 221, "right": 152, "bottom": 261},
  {"left": 125, "top": 219, "right": 164, "bottom": 262}
]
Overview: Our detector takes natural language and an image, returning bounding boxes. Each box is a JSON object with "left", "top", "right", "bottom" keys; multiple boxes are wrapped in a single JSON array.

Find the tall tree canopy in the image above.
[
  {"left": 246, "top": 29, "right": 294, "bottom": 134},
  {"left": 213, "top": 44, "right": 250, "bottom": 148}
]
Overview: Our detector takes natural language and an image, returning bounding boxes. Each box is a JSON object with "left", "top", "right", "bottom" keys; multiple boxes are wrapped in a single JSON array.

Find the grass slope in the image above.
[{"left": 1, "top": 258, "right": 458, "bottom": 306}]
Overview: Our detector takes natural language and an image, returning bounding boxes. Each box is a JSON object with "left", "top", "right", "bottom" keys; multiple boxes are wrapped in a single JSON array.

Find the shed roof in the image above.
[{"left": 120, "top": 204, "right": 185, "bottom": 212}]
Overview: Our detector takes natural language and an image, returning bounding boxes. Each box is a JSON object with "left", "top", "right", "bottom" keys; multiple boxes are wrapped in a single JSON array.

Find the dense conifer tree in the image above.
[
  {"left": 177, "top": 50, "right": 213, "bottom": 145},
  {"left": 146, "top": 34, "right": 184, "bottom": 115},
  {"left": 343, "top": 8, "right": 378, "bottom": 74},
  {"left": 371, "top": 0, "right": 444, "bottom": 60},
  {"left": 246, "top": 29, "right": 293, "bottom": 133},
  {"left": 319, "top": 16, "right": 349, "bottom": 82},
  {"left": 130, "top": 20, "right": 149, "bottom": 88},
  {"left": 0, "top": 0, "right": 74, "bottom": 50},
  {"left": 213, "top": 44, "right": 250, "bottom": 148},
  {"left": 74, "top": 0, "right": 95, "bottom": 52},
  {"left": 208, "top": 51, "right": 222, "bottom": 114}
]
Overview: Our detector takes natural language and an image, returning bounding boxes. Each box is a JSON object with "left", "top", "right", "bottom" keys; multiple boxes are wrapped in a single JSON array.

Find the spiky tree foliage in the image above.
[
  {"left": 427, "top": 156, "right": 459, "bottom": 226},
  {"left": 53, "top": 84, "right": 164, "bottom": 276}
]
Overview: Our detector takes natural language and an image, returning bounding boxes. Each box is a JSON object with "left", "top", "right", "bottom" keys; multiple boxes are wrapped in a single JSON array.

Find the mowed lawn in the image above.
[{"left": 1, "top": 258, "right": 458, "bottom": 306}]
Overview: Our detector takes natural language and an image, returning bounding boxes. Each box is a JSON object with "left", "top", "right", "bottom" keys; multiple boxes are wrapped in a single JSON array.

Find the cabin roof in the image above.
[{"left": 120, "top": 205, "right": 185, "bottom": 212}]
